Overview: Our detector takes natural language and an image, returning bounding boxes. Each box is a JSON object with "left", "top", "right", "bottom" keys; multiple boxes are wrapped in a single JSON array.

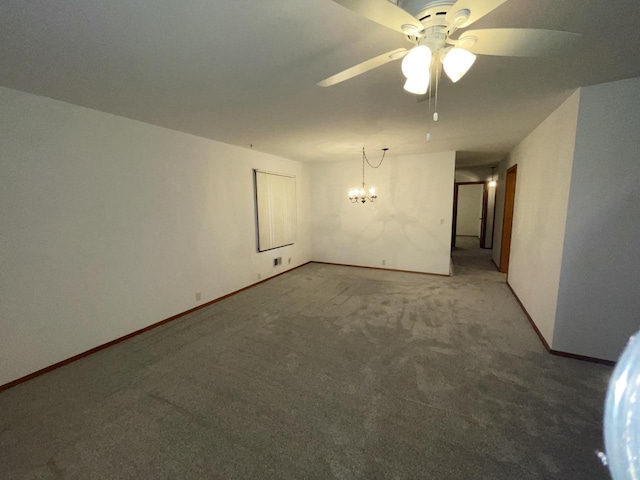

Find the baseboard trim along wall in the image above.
[
  {"left": 0, "top": 262, "right": 312, "bottom": 393},
  {"left": 547, "top": 349, "right": 616, "bottom": 365},
  {"left": 506, "top": 282, "right": 615, "bottom": 367},
  {"left": 4, "top": 263, "right": 610, "bottom": 393},
  {"left": 506, "top": 281, "right": 551, "bottom": 351},
  {"left": 311, "top": 261, "right": 451, "bottom": 277}
]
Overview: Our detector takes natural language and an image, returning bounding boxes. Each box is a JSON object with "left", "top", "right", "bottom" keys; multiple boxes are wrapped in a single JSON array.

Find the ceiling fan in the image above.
[{"left": 318, "top": 0, "right": 580, "bottom": 96}]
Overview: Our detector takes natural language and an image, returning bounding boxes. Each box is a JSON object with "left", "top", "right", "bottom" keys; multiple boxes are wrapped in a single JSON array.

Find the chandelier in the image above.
[
  {"left": 489, "top": 166, "right": 497, "bottom": 187},
  {"left": 348, "top": 147, "right": 388, "bottom": 204}
]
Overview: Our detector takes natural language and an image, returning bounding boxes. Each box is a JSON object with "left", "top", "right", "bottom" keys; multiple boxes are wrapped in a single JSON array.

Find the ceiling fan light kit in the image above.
[
  {"left": 321, "top": 0, "right": 580, "bottom": 141},
  {"left": 442, "top": 47, "right": 477, "bottom": 83},
  {"left": 401, "top": 44, "right": 432, "bottom": 93},
  {"left": 401, "top": 44, "right": 432, "bottom": 79},
  {"left": 404, "top": 75, "right": 429, "bottom": 95}
]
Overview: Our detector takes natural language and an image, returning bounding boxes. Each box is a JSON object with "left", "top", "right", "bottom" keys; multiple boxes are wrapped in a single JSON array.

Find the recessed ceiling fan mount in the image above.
[{"left": 318, "top": 0, "right": 580, "bottom": 94}]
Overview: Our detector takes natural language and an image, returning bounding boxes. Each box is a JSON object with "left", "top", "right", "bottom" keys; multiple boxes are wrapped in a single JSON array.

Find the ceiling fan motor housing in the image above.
[
  {"left": 398, "top": 0, "right": 455, "bottom": 24},
  {"left": 398, "top": 0, "right": 456, "bottom": 44}
]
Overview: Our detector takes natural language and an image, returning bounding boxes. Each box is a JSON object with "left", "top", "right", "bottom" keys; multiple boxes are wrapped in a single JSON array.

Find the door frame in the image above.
[
  {"left": 452, "top": 181, "right": 489, "bottom": 249},
  {"left": 499, "top": 165, "right": 518, "bottom": 274}
]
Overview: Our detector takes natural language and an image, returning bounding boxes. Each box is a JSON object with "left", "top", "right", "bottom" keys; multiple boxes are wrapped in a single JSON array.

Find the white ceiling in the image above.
[{"left": 1, "top": 0, "right": 639, "bottom": 165}]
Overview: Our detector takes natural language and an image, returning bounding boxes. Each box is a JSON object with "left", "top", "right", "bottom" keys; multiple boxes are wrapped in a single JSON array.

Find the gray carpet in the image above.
[{"left": 0, "top": 239, "right": 613, "bottom": 479}]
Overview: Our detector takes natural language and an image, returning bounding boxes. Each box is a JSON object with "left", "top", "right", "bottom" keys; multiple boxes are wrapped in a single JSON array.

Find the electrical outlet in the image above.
[
  {"left": 195, "top": 291, "right": 201, "bottom": 301},
  {"left": 274, "top": 257, "right": 282, "bottom": 267},
  {"left": 382, "top": 260, "right": 386, "bottom": 266}
]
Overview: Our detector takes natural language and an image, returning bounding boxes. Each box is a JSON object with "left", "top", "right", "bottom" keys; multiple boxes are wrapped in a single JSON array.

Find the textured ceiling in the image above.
[{"left": 1, "top": 0, "right": 639, "bottom": 165}]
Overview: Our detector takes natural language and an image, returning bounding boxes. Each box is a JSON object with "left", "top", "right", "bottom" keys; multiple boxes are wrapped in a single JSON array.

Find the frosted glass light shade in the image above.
[
  {"left": 403, "top": 75, "right": 429, "bottom": 95},
  {"left": 442, "top": 48, "right": 476, "bottom": 83},
  {"left": 604, "top": 331, "right": 640, "bottom": 479},
  {"left": 401, "top": 45, "right": 432, "bottom": 79}
]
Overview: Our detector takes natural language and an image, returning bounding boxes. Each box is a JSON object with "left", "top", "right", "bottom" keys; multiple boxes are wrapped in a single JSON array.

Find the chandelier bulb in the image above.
[
  {"left": 426, "top": 132, "right": 431, "bottom": 142},
  {"left": 433, "top": 112, "right": 439, "bottom": 122}
]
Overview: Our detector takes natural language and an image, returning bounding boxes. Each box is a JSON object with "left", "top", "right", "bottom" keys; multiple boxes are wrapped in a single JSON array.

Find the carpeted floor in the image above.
[{"left": 0, "top": 238, "right": 613, "bottom": 479}]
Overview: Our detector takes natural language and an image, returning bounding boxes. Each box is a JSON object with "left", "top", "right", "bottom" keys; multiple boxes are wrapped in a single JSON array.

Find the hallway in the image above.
[{"left": 452, "top": 235, "right": 498, "bottom": 274}]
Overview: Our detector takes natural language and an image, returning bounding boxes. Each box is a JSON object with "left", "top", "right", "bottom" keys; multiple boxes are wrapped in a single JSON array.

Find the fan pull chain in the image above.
[
  {"left": 426, "top": 63, "right": 433, "bottom": 142},
  {"left": 433, "top": 61, "right": 439, "bottom": 122}
]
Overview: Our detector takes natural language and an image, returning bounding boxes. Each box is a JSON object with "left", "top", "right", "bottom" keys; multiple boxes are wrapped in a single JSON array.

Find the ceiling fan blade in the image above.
[
  {"left": 318, "top": 48, "right": 408, "bottom": 87},
  {"left": 330, "top": 0, "right": 422, "bottom": 34},
  {"left": 446, "top": 0, "right": 508, "bottom": 29},
  {"left": 460, "top": 28, "right": 581, "bottom": 57}
]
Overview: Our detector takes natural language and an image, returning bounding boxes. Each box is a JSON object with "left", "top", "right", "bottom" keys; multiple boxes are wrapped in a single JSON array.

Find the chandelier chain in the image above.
[{"left": 362, "top": 146, "right": 387, "bottom": 169}]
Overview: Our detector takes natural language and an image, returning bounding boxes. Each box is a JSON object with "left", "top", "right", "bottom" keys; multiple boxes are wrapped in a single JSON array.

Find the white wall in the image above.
[
  {"left": 492, "top": 91, "right": 580, "bottom": 344},
  {"left": 310, "top": 152, "right": 455, "bottom": 275},
  {"left": 456, "top": 184, "right": 483, "bottom": 237},
  {"left": 455, "top": 166, "right": 497, "bottom": 183},
  {"left": 553, "top": 77, "right": 640, "bottom": 361},
  {"left": 0, "top": 87, "right": 312, "bottom": 386}
]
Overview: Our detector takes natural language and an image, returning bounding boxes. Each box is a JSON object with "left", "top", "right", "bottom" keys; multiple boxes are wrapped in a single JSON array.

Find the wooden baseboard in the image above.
[
  {"left": 311, "top": 261, "right": 450, "bottom": 277},
  {"left": 4, "top": 262, "right": 612, "bottom": 393},
  {"left": 506, "top": 282, "right": 551, "bottom": 351},
  {"left": 0, "top": 261, "right": 312, "bottom": 393},
  {"left": 506, "top": 281, "right": 615, "bottom": 366},
  {"left": 548, "top": 349, "right": 615, "bottom": 366}
]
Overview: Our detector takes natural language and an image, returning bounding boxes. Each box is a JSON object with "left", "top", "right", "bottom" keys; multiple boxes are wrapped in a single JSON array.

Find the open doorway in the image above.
[{"left": 452, "top": 181, "right": 495, "bottom": 250}]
